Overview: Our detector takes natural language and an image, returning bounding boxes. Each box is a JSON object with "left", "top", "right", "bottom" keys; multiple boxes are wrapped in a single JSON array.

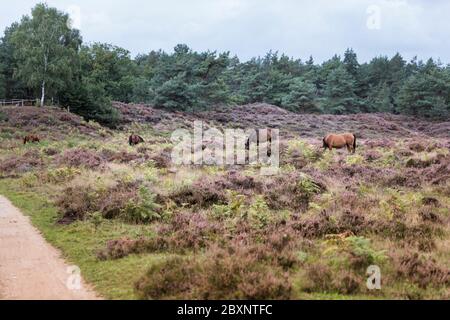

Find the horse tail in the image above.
[
  {"left": 23, "top": 137, "right": 27, "bottom": 145},
  {"left": 128, "top": 135, "right": 133, "bottom": 146},
  {"left": 323, "top": 137, "right": 328, "bottom": 149},
  {"left": 352, "top": 133, "right": 357, "bottom": 152}
]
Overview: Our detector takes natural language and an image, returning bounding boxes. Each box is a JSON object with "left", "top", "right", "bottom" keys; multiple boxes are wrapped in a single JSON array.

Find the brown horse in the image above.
[
  {"left": 323, "top": 133, "right": 357, "bottom": 154},
  {"left": 23, "top": 135, "right": 40, "bottom": 145},
  {"left": 129, "top": 134, "right": 144, "bottom": 146},
  {"left": 245, "top": 129, "right": 273, "bottom": 156},
  {"left": 245, "top": 129, "right": 273, "bottom": 150}
]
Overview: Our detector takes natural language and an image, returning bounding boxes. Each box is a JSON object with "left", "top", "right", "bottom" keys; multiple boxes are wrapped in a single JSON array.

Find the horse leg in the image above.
[{"left": 347, "top": 144, "right": 352, "bottom": 154}]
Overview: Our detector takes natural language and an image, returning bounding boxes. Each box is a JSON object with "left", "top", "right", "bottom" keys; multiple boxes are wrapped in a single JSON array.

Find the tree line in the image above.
[{"left": 1, "top": 3, "right": 450, "bottom": 126}]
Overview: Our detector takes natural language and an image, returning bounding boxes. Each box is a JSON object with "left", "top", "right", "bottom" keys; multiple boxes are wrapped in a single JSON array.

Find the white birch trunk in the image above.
[
  {"left": 40, "top": 80, "right": 45, "bottom": 107},
  {"left": 41, "top": 53, "right": 48, "bottom": 107}
]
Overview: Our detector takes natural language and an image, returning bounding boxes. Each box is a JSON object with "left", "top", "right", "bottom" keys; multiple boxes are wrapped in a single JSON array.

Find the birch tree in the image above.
[{"left": 11, "top": 3, "right": 81, "bottom": 106}]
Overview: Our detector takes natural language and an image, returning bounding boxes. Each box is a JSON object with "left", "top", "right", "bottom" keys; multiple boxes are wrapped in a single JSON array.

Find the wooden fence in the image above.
[{"left": 0, "top": 99, "right": 37, "bottom": 107}]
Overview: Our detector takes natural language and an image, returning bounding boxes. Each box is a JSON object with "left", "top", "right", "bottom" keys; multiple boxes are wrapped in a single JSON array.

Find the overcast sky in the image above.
[{"left": 2, "top": 0, "right": 450, "bottom": 63}]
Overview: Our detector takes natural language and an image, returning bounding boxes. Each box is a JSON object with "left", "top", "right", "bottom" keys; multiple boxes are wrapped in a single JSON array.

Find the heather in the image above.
[{"left": 0, "top": 103, "right": 449, "bottom": 300}]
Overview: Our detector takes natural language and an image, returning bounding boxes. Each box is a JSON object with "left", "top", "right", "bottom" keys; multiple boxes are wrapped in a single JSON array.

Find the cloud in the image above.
[{"left": 1, "top": 0, "right": 450, "bottom": 63}]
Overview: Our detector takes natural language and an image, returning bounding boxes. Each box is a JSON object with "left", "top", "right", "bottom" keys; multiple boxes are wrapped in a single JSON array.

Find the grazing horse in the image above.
[
  {"left": 23, "top": 135, "right": 40, "bottom": 145},
  {"left": 245, "top": 129, "right": 273, "bottom": 150},
  {"left": 129, "top": 134, "right": 144, "bottom": 146},
  {"left": 245, "top": 129, "right": 273, "bottom": 157},
  {"left": 323, "top": 133, "right": 357, "bottom": 154}
]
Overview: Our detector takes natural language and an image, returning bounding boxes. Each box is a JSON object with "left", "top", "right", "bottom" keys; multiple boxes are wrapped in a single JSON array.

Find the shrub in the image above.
[
  {"left": 135, "top": 257, "right": 199, "bottom": 299},
  {"left": 291, "top": 210, "right": 337, "bottom": 238},
  {"left": 211, "top": 191, "right": 246, "bottom": 220},
  {"left": 163, "top": 212, "right": 223, "bottom": 251},
  {"left": 135, "top": 244, "right": 292, "bottom": 300},
  {"left": 364, "top": 150, "right": 382, "bottom": 162},
  {"left": 225, "top": 171, "right": 263, "bottom": 192},
  {"left": 120, "top": 187, "right": 161, "bottom": 223},
  {"left": 408, "top": 142, "right": 426, "bottom": 152},
  {"left": 149, "top": 149, "right": 172, "bottom": 168},
  {"left": 56, "top": 148, "right": 103, "bottom": 169},
  {"left": 106, "top": 150, "right": 141, "bottom": 163},
  {"left": 282, "top": 139, "right": 321, "bottom": 168},
  {"left": 302, "top": 263, "right": 334, "bottom": 293},
  {"left": 97, "top": 237, "right": 168, "bottom": 260},
  {"left": 421, "top": 197, "right": 440, "bottom": 207},
  {"left": 19, "top": 172, "right": 39, "bottom": 188},
  {"left": 43, "top": 147, "right": 59, "bottom": 156},
  {"left": 0, "top": 111, "right": 8, "bottom": 122},
  {"left": 0, "top": 151, "right": 43, "bottom": 175},
  {"left": 405, "top": 157, "right": 434, "bottom": 168},
  {"left": 264, "top": 173, "right": 326, "bottom": 211},
  {"left": 345, "top": 154, "right": 364, "bottom": 166},
  {"left": 345, "top": 236, "right": 386, "bottom": 267},
  {"left": 168, "top": 177, "right": 227, "bottom": 208},
  {"left": 98, "top": 237, "right": 145, "bottom": 260},
  {"left": 45, "top": 167, "right": 81, "bottom": 183},
  {"left": 56, "top": 185, "right": 97, "bottom": 222},
  {"left": 96, "top": 181, "right": 141, "bottom": 219},
  {"left": 304, "top": 264, "right": 362, "bottom": 295},
  {"left": 395, "top": 251, "right": 450, "bottom": 289},
  {"left": 57, "top": 180, "right": 144, "bottom": 222},
  {"left": 245, "top": 195, "right": 272, "bottom": 229}
]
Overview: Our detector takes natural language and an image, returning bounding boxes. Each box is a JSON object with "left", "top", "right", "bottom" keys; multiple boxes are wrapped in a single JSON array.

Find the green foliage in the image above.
[
  {"left": 1, "top": 3, "right": 450, "bottom": 119},
  {"left": 211, "top": 191, "right": 246, "bottom": 220},
  {"left": 396, "top": 62, "right": 450, "bottom": 118},
  {"left": 79, "top": 43, "right": 137, "bottom": 103},
  {"left": 345, "top": 154, "right": 364, "bottom": 166},
  {"left": 45, "top": 167, "right": 81, "bottom": 184},
  {"left": 345, "top": 236, "right": 387, "bottom": 265},
  {"left": 10, "top": 3, "right": 81, "bottom": 106},
  {"left": 322, "top": 65, "right": 360, "bottom": 114},
  {"left": 281, "top": 78, "right": 320, "bottom": 113},
  {"left": 120, "top": 186, "right": 161, "bottom": 224},
  {"left": 366, "top": 82, "right": 393, "bottom": 113},
  {"left": 297, "top": 174, "right": 323, "bottom": 197},
  {"left": 0, "top": 110, "right": 8, "bottom": 122},
  {"left": 287, "top": 139, "right": 319, "bottom": 161},
  {"left": 323, "top": 235, "right": 386, "bottom": 266},
  {"left": 246, "top": 195, "right": 271, "bottom": 228}
]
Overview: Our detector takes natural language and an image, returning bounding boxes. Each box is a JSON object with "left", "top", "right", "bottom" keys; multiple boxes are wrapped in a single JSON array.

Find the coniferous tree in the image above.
[
  {"left": 397, "top": 66, "right": 450, "bottom": 118},
  {"left": 322, "top": 65, "right": 360, "bottom": 114},
  {"left": 281, "top": 77, "right": 320, "bottom": 113}
]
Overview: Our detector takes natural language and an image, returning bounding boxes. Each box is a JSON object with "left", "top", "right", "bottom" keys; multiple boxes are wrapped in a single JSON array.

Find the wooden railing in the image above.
[{"left": 0, "top": 99, "right": 37, "bottom": 107}]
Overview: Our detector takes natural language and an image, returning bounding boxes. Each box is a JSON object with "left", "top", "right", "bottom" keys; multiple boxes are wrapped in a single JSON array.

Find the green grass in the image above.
[{"left": 0, "top": 179, "right": 165, "bottom": 300}]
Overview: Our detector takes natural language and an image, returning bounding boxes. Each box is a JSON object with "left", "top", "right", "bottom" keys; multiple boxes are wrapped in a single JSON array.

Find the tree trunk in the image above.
[
  {"left": 41, "top": 53, "right": 48, "bottom": 107},
  {"left": 40, "top": 80, "right": 45, "bottom": 107}
]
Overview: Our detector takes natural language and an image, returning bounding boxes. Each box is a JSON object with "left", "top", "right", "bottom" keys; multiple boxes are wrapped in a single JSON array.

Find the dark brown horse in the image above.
[
  {"left": 129, "top": 134, "right": 144, "bottom": 146},
  {"left": 23, "top": 135, "right": 40, "bottom": 145},
  {"left": 245, "top": 129, "right": 273, "bottom": 150},
  {"left": 245, "top": 129, "right": 273, "bottom": 156},
  {"left": 323, "top": 133, "right": 357, "bottom": 154}
]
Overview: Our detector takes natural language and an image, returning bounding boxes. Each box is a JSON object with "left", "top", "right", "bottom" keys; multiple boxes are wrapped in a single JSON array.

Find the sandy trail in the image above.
[{"left": 0, "top": 195, "right": 101, "bottom": 300}]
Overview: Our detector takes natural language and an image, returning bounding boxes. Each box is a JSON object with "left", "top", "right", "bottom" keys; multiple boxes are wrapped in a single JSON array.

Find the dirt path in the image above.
[{"left": 0, "top": 195, "right": 101, "bottom": 300}]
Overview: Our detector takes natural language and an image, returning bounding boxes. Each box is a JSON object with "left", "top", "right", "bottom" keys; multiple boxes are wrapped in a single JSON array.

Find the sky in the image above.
[{"left": 1, "top": 0, "right": 450, "bottom": 63}]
